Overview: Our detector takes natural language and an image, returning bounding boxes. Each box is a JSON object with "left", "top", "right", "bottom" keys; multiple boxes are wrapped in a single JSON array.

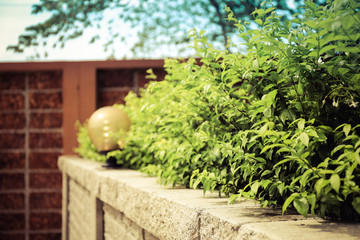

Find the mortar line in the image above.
[{"left": 24, "top": 72, "right": 30, "bottom": 240}]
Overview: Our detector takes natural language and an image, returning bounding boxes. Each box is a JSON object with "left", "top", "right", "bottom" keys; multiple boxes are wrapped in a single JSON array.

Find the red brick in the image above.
[
  {"left": 137, "top": 68, "right": 166, "bottom": 88},
  {"left": 0, "top": 233, "right": 25, "bottom": 240},
  {"left": 30, "top": 233, "right": 61, "bottom": 240},
  {"left": 0, "top": 193, "right": 24, "bottom": 210},
  {"left": 98, "top": 90, "right": 129, "bottom": 107},
  {"left": 29, "top": 132, "right": 62, "bottom": 149},
  {"left": 0, "top": 93, "right": 25, "bottom": 110},
  {"left": 29, "top": 212, "right": 61, "bottom": 230},
  {"left": 0, "top": 173, "right": 25, "bottom": 190},
  {"left": 0, "top": 213, "right": 25, "bottom": 230},
  {"left": 29, "top": 71, "right": 62, "bottom": 90},
  {"left": 0, "top": 72, "right": 25, "bottom": 90},
  {"left": 30, "top": 112, "right": 62, "bottom": 129},
  {"left": 0, "top": 133, "right": 25, "bottom": 149},
  {"left": 0, "top": 112, "right": 26, "bottom": 129},
  {"left": 97, "top": 69, "right": 134, "bottom": 88},
  {"left": 29, "top": 172, "right": 62, "bottom": 189},
  {"left": 30, "top": 192, "right": 62, "bottom": 209},
  {"left": 29, "top": 92, "right": 62, "bottom": 109},
  {"left": 0, "top": 152, "right": 25, "bottom": 169},
  {"left": 29, "top": 152, "right": 61, "bottom": 169}
]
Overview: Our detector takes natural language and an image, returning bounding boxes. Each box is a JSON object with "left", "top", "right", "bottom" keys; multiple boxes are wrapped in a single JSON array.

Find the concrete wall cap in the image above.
[{"left": 59, "top": 156, "right": 360, "bottom": 240}]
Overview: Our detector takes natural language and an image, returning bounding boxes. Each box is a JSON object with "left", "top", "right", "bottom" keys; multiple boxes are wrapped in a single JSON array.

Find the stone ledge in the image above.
[{"left": 58, "top": 156, "right": 360, "bottom": 240}]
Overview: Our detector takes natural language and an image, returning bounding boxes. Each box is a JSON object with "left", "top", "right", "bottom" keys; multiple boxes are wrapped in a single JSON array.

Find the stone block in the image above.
[
  {"left": 0, "top": 72, "right": 25, "bottom": 90},
  {"left": 29, "top": 172, "right": 62, "bottom": 189},
  {"left": 0, "top": 233, "right": 25, "bottom": 240},
  {"left": 29, "top": 92, "right": 62, "bottom": 109},
  {"left": 0, "top": 133, "right": 25, "bottom": 149},
  {"left": 30, "top": 192, "right": 62, "bottom": 209},
  {"left": 30, "top": 112, "right": 62, "bottom": 129},
  {"left": 238, "top": 219, "right": 360, "bottom": 240},
  {"left": 0, "top": 213, "right": 25, "bottom": 230},
  {"left": 0, "top": 93, "right": 25, "bottom": 110},
  {"left": 0, "top": 193, "right": 24, "bottom": 210},
  {"left": 68, "top": 222, "right": 89, "bottom": 240},
  {"left": 29, "top": 212, "right": 62, "bottom": 230},
  {"left": 29, "top": 71, "right": 62, "bottom": 90},
  {"left": 0, "top": 112, "right": 26, "bottom": 129},
  {"left": 29, "top": 132, "right": 62, "bottom": 149},
  {"left": 67, "top": 179, "right": 92, "bottom": 240},
  {"left": 143, "top": 230, "right": 160, "bottom": 240},
  {"left": 97, "top": 69, "right": 134, "bottom": 88},
  {"left": 59, "top": 156, "right": 360, "bottom": 240},
  {"left": 97, "top": 90, "right": 129, "bottom": 107},
  {"left": 0, "top": 173, "right": 25, "bottom": 190},
  {"left": 29, "top": 233, "right": 61, "bottom": 240},
  {"left": 103, "top": 203, "right": 143, "bottom": 240},
  {"left": 0, "top": 152, "right": 25, "bottom": 169},
  {"left": 29, "top": 151, "right": 61, "bottom": 169}
]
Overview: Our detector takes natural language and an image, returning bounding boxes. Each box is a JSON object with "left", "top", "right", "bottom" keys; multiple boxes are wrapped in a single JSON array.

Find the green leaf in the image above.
[
  {"left": 300, "top": 169, "right": 312, "bottom": 187},
  {"left": 251, "top": 181, "right": 260, "bottom": 194},
  {"left": 261, "top": 169, "right": 272, "bottom": 178},
  {"left": 274, "top": 158, "right": 293, "bottom": 167},
  {"left": 352, "top": 197, "right": 360, "bottom": 215},
  {"left": 260, "top": 143, "right": 285, "bottom": 154},
  {"left": 228, "top": 194, "right": 240, "bottom": 204},
  {"left": 300, "top": 132, "right": 309, "bottom": 147},
  {"left": 254, "top": 18, "right": 263, "bottom": 25},
  {"left": 263, "top": 107, "right": 272, "bottom": 118},
  {"left": 331, "top": 144, "right": 346, "bottom": 156},
  {"left": 330, "top": 174, "right": 341, "bottom": 193},
  {"left": 307, "top": 194, "right": 316, "bottom": 217},
  {"left": 315, "top": 178, "right": 328, "bottom": 195},
  {"left": 282, "top": 193, "right": 299, "bottom": 214},
  {"left": 203, "top": 84, "right": 211, "bottom": 94},
  {"left": 277, "top": 182, "right": 285, "bottom": 196},
  {"left": 298, "top": 119, "right": 305, "bottom": 131},
  {"left": 319, "top": 44, "right": 336, "bottom": 55},
  {"left": 293, "top": 197, "right": 309, "bottom": 218},
  {"left": 343, "top": 124, "right": 351, "bottom": 137}
]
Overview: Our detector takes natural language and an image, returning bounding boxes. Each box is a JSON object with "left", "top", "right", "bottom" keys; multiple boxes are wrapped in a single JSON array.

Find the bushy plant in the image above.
[{"left": 76, "top": 0, "right": 360, "bottom": 221}]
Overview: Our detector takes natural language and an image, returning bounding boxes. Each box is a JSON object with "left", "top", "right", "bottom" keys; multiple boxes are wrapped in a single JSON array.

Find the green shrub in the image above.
[{"left": 76, "top": 0, "right": 360, "bottom": 221}]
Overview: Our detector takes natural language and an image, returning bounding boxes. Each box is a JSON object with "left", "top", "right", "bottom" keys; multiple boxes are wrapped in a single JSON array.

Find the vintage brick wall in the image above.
[
  {"left": 97, "top": 68, "right": 165, "bottom": 107},
  {"left": 0, "top": 71, "right": 63, "bottom": 240},
  {"left": 0, "top": 60, "right": 166, "bottom": 240}
]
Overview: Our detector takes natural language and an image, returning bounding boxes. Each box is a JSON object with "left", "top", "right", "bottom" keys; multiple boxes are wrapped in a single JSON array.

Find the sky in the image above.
[
  {"left": 0, "top": 0, "right": 298, "bottom": 62},
  {"left": 0, "top": 0, "right": 127, "bottom": 62}
]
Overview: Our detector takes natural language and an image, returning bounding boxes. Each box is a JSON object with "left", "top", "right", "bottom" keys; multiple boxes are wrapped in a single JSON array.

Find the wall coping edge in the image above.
[{"left": 58, "top": 155, "right": 360, "bottom": 240}]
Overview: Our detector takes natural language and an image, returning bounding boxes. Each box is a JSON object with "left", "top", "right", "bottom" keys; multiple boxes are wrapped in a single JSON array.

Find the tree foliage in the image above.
[{"left": 7, "top": 0, "right": 305, "bottom": 59}]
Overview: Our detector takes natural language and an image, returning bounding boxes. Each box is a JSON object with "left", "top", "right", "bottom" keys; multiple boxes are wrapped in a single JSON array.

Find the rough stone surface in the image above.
[
  {"left": 59, "top": 156, "right": 360, "bottom": 240},
  {"left": 103, "top": 203, "right": 143, "bottom": 240},
  {"left": 143, "top": 231, "right": 159, "bottom": 240},
  {"left": 68, "top": 178, "right": 92, "bottom": 240}
]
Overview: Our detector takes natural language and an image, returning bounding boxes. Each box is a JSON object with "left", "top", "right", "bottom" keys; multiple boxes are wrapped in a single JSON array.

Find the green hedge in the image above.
[{"left": 77, "top": 0, "right": 360, "bottom": 221}]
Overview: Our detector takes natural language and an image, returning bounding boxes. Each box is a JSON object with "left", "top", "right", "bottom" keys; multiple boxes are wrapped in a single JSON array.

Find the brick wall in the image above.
[
  {"left": 97, "top": 68, "right": 165, "bottom": 107},
  {"left": 0, "top": 60, "right": 166, "bottom": 240},
  {"left": 0, "top": 71, "right": 63, "bottom": 240}
]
